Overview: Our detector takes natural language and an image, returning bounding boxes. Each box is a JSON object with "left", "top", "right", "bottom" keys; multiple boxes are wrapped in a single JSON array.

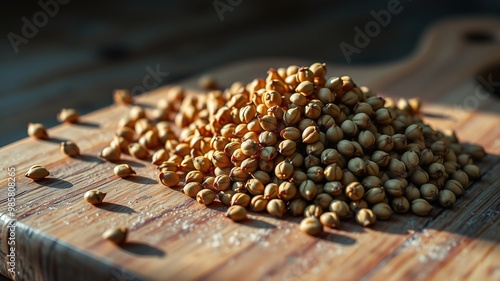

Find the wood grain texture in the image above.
[{"left": 0, "top": 18, "right": 500, "bottom": 281}]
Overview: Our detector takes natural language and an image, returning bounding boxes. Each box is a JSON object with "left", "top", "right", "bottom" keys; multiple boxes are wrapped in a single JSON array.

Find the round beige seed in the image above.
[
  {"left": 299, "top": 217, "right": 323, "bottom": 236},
  {"left": 25, "top": 165, "right": 50, "bottom": 180},
  {"left": 226, "top": 205, "right": 248, "bottom": 222},
  {"left": 102, "top": 226, "right": 128, "bottom": 245},
  {"left": 84, "top": 190, "right": 107, "bottom": 205}
]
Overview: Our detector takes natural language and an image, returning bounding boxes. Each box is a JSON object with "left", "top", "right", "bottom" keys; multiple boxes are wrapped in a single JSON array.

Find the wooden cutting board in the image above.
[{"left": 1, "top": 17, "right": 500, "bottom": 281}]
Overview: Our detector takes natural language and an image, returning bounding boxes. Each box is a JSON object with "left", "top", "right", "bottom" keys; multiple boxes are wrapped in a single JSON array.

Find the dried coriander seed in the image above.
[
  {"left": 25, "top": 165, "right": 49, "bottom": 180},
  {"left": 84, "top": 190, "right": 107, "bottom": 205},
  {"left": 102, "top": 226, "right": 128, "bottom": 245},
  {"left": 27, "top": 123, "right": 48, "bottom": 139},
  {"left": 411, "top": 198, "right": 433, "bottom": 216},
  {"left": 60, "top": 141, "right": 80, "bottom": 157},
  {"left": 196, "top": 189, "right": 216, "bottom": 205},
  {"left": 300, "top": 217, "right": 323, "bottom": 236},
  {"left": 57, "top": 108, "right": 79, "bottom": 123},
  {"left": 159, "top": 171, "right": 180, "bottom": 187},
  {"left": 183, "top": 182, "right": 203, "bottom": 197},
  {"left": 100, "top": 146, "right": 121, "bottom": 162},
  {"left": 113, "top": 164, "right": 136, "bottom": 178},
  {"left": 226, "top": 205, "right": 248, "bottom": 221},
  {"left": 356, "top": 208, "right": 376, "bottom": 227},
  {"left": 267, "top": 198, "right": 286, "bottom": 218}
]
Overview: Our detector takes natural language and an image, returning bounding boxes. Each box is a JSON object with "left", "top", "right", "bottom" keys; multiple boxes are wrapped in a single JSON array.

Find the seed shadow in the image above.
[
  {"left": 119, "top": 241, "right": 166, "bottom": 257},
  {"left": 41, "top": 137, "right": 69, "bottom": 143},
  {"left": 116, "top": 159, "right": 146, "bottom": 168},
  {"left": 319, "top": 231, "right": 357, "bottom": 245},
  {"left": 78, "top": 154, "right": 105, "bottom": 164},
  {"left": 74, "top": 121, "right": 100, "bottom": 128},
  {"left": 422, "top": 111, "right": 453, "bottom": 120},
  {"left": 96, "top": 202, "right": 137, "bottom": 214},
  {"left": 124, "top": 175, "right": 158, "bottom": 185},
  {"left": 238, "top": 218, "right": 276, "bottom": 229},
  {"left": 36, "top": 178, "right": 73, "bottom": 189}
]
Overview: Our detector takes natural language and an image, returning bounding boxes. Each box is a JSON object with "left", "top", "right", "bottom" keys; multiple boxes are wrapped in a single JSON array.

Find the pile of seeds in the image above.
[
  {"left": 151, "top": 63, "right": 486, "bottom": 234},
  {"left": 28, "top": 63, "right": 486, "bottom": 237}
]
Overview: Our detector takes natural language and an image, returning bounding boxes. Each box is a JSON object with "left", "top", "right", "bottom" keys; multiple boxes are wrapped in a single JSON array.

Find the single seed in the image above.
[
  {"left": 113, "top": 89, "right": 134, "bottom": 105},
  {"left": 60, "top": 141, "right": 80, "bottom": 157},
  {"left": 356, "top": 208, "right": 376, "bottom": 227},
  {"left": 102, "top": 226, "right": 128, "bottom": 244},
  {"left": 196, "top": 189, "right": 216, "bottom": 205},
  {"left": 27, "top": 123, "right": 48, "bottom": 139},
  {"left": 299, "top": 217, "right": 323, "bottom": 236},
  {"left": 319, "top": 212, "right": 340, "bottom": 228},
  {"left": 250, "top": 195, "right": 268, "bottom": 212},
  {"left": 113, "top": 164, "right": 136, "bottom": 178},
  {"left": 231, "top": 193, "right": 251, "bottom": 207},
  {"left": 159, "top": 171, "right": 180, "bottom": 187},
  {"left": 84, "top": 190, "right": 107, "bottom": 204},
  {"left": 371, "top": 203, "right": 392, "bottom": 220},
  {"left": 226, "top": 205, "right": 248, "bottom": 221},
  {"left": 438, "top": 189, "right": 456, "bottom": 207},
  {"left": 183, "top": 182, "right": 203, "bottom": 197},
  {"left": 57, "top": 108, "right": 79, "bottom": 123},
  {"left": 411, "top": 198, "right": 433, "bottom": 216},
  {"left": 267, "top": 199, "right": 286, "bottom": 218},
  {"left": 25, "top": 165, "right": 49, "bottom": 180}
]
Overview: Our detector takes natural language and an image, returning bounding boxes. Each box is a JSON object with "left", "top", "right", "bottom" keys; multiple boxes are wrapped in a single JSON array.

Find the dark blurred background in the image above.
[{"left": 1, "top": 0, "right": 499, "bottom": 146}]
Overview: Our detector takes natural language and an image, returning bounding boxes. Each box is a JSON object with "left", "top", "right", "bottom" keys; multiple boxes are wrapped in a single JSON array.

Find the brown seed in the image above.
[
  {"left": 27, "top": 123, "right": 48, "bottom": 139},
  {"left": 226, "top": 205, "right": 248, "bottom": 221},
  {"left": 113, "top": 89, "right": 134, "bottom": 105},
  {"left": 451, "top": 170, "right": 469, "bottom": 189},
  {"left": 299, "top": 180, "right": 317, "bottom": 201},
  {"left": 300, "top": 217, "right": 323, "bottom": 236},
  {"left": 384, "top": 179, "right": 405, "bottom": 197},
  {"left": 411, "top": 198, "right": 433, "bottom": 216},
  {"left": 151, "top": 149, "right": 169, "bottom": 165},
  {"left": 60, "top": 141, "right": 80, "bottom": 157},
  {"left": 274, "top": 160, "right": 294, "bottom": 180},
  {"left": 438, "top": 189, "right": 456, "bottom": 208},
  {"left": 319, "top": 212, "right": 340, "bottom": 228},
  {"left": 263, "top": 183, "right": 279, "bottom": 200},
  {"left": 57, "top": 108, "right": 79, "bottom": 123},
  {"left": 420, "top": 183, "right": 439, "bottom": 201},
  {"left": 304, "top": 204, "right": 323, "bottom": 218},
  {"left": 219, "top": 190, "right": 236, "bottom": 206},
  {"left": 213, "top": 175, "right": 231, "bottom": 191},
  {"left": 444, "top": 179, "right": 465, "bottom": 196},
  {"left": 391, "top": 196, "right": 410, "bottom": 213},
  {"left": 196, "top": 189, "right": 216, "bottom": 205},
  {"left": 231, "top": 192, "right": 251, "bottom": 207},
  {"left": 183, "top": 182, "right": 203, "bottom": 197},
  {"left": 347, "top": 157, "right": 366, "bottom": 176},
  {"left": 371, "top": 203, "right": 392, "bottom": 220},
  {"left": 302, "top": 125, "right": 320, "bottom": 144},
  {"left": 462, "top": 164, "right": 481, "bottom": 180},
  {"left": 246, "top": 179, "right": 265, "bottom": 195},
  {"left": 159, "top": 171, "right": 180, "bottom": 187},
  {"left": 128, "top": 143, "right": 149, "bottom": 159},
  {"left": 267, "top": 199, "right": 286, "bottom": 218},
  {"left": 84, "top": 190, "right": 107, "bottom": 204},
  {"left": 278, "top": 181, "right": 297, "bottom": 201},
  {"left": 329, "top": 200, "right": 353, "bottom": 219},
  {"left": 345, "top": 182, "right": 365, "bottom": 201},
  {"left": 102, "top": 226, "right": 128, "bottom": 244},
  {"left": 356, "top": 209, "right": 376, "bottom": 227},
  {"left": 250, "top": 195, "right": 268, "bottom": 212},
  {"left": 113, "top": 164, "right": 136, "bottom": 178},
  {"left": 24, "top": 165, "right": 50, "bottom": 181}
]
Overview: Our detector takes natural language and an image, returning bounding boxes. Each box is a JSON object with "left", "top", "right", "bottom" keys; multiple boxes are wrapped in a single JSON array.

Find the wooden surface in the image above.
[{"left": 1, "top": 17, "right": 500, "bottom": 281}]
